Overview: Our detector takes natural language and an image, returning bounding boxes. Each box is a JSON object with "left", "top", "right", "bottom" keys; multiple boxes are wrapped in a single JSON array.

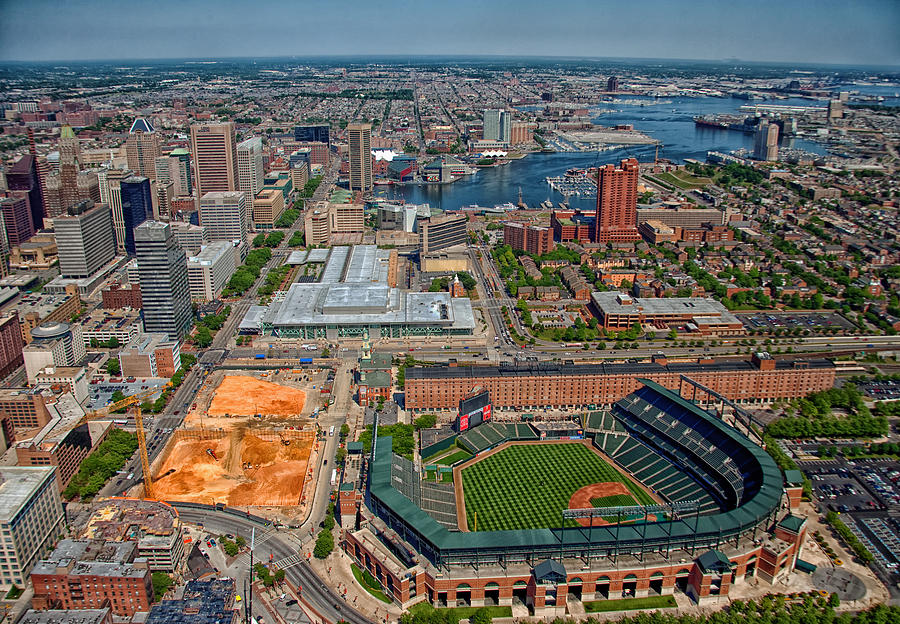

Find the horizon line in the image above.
[{"left": 1, "top": 53, "right": 898, "bottom": 71}]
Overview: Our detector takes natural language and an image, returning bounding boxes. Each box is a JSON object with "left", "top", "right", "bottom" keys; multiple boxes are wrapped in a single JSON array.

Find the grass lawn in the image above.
[
  {"left": 591, "top": 494, "right": 638, "bottom": 507},
  {"left": 437, "top": 450, "right": 473, "bottom": 465},
  {"left": 584, "top": 595, "right": 677, "bottom": 612},
  {"left": 409, "top": 603, "right": 512, "bottom": 624},
  {"left": 654, "top": 171, "right": 711, "bottom": 190},
  {"left": 461, "top": 443, "right": 655, "bottom": 531},
  {"left": 350, "top": 563, "right": 392, "bottom": 604}
]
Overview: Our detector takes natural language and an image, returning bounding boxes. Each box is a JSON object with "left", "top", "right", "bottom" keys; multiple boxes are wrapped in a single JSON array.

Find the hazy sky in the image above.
[{"left": 1, "top": 0, "right": 898, "bottom": 66}]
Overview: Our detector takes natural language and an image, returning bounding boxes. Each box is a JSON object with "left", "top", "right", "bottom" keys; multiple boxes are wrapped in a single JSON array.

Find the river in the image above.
[{"left": 375, "top": 95, "right": 834, "bottom": 212}]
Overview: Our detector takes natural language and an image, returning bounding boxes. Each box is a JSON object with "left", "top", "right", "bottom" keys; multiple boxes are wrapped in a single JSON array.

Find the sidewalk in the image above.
[{"left": 305, "top": 538, "right": 404, "bottom": 624}]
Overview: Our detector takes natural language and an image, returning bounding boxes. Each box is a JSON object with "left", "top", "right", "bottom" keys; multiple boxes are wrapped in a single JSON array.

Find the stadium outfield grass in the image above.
[{"left": 461, "top": 443, "right": 656, "bottom": 532}]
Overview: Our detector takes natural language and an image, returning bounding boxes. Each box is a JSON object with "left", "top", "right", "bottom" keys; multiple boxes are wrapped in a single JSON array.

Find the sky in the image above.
[{"left": 0, "top": 0, "right": 898, "bottom": 66}]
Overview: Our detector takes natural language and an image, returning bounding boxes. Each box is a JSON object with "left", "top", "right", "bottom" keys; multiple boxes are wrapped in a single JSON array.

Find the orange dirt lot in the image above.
[
  {"left": 568, "top": 482, "right": 656, "bottom": 527},
  {"left": 152, "top": 431, "right": 314, "bottom": 506},
  {"left": 207, "top": 376, "right": 306, "bottom": 418}
]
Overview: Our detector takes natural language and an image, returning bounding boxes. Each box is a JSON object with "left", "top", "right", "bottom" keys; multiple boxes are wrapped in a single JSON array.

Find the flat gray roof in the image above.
[
  {"left": 0, "top": 467, "right": 56, "bottom": 524},
  {"left": 591, "top": 291, "right": 740, "bottom": 323},
  {"left": 239, "top": 305, "right": 268, "bottom": 331}
]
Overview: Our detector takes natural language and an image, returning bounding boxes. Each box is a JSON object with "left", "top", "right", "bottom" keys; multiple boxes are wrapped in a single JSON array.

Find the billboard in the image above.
[{"left": 457, "top": 390, "right": 492, "bottom": 432}]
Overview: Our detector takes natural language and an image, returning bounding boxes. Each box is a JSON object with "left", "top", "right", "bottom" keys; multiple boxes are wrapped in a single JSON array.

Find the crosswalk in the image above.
[{"left": 273, "top": 552, "right": 305, "bottom": 570}]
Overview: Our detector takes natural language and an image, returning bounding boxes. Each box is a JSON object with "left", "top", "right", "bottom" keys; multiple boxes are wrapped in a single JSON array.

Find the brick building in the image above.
[
  {"left": 550, "top": 210, "right": 592, "bottom": 242},
  {"left": 0, "top": 313, "right": 25, "bottom": 379},
  {"left": 503, "top": 222, "right": 554, "bottom": 255},
  {"left": 101, "top": 283, "right": 142, "bottom": 310},
  {"left": 405, "top": 354, "right": 835, "bottom": 410},
  {"left": 31, "top": 540, "right": 154, "bottom": 617}
]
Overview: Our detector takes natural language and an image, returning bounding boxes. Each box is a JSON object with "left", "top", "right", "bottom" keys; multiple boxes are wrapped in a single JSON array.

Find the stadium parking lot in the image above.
[
  {"left": 857, "top": 380, "right": 900, "bottom": 400},
  {"left": 736, "top": 311, "right": 855, "bottom": 332},
  {"left": 805, "top": 468, "right": 882, "bottom": 512}
]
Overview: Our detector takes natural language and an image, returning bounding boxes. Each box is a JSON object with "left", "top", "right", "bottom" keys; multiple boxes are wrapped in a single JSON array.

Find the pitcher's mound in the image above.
[{"left": 568, "top": 482, "right": 649, "bottom": 527}]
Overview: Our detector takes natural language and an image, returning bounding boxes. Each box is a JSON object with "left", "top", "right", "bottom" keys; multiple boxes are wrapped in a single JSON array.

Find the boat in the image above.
[
  {"left": 693, "top": 116, "right": 728, "bottom": 129},
  {"left": 373, "top": 180, "right": 393, "bottom": 186}
]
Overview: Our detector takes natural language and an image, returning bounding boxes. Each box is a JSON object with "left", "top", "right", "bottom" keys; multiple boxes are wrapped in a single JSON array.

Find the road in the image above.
[{"left": 175, "top": 507, "right": 372, "bottom": 624}]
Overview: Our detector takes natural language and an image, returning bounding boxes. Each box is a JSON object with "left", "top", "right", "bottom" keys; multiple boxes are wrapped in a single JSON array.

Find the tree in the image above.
[
  {"left": 471, "top": 608, "right": 493, "bottom": 624},
  {"left": 235, "top": 535, "right": 246, "bottom": 549},
  {"left": 106, "top": 359, "right": 121, "bottom": 376},
  {"left": 414, "top": 414, "right": 437, "bottom": 430},
  {"left": 195, "top": 326, "right": 213, "bottom": 348},
  {"left": 152, "top": 572, "right": 174, "bottom": 601},
  {"left": 253, "top": 233, "right": 266, "bottom": 247},
  {"left": 111, "top": 390, "right": 126, "bottom": 403},
  {"left": 313, "top": 529, "right": 334, "bottom": 559}
]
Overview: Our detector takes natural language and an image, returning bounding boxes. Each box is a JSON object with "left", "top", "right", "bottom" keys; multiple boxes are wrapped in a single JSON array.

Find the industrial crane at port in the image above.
[{"left": 78, "top": 384, "right": 171, "bottom": 499}]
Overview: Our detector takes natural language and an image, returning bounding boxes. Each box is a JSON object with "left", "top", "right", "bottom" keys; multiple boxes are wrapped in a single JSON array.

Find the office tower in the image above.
[
  {"left": 54, "top": 201, "right": 116, "bottom": 278},
  {"left": 594, "top": 157, "right": 641, "bottom": 243},
  {"left": 482, "top": 109, "right": 511, "bottom": 143},
  {"left": 0, "top": 195, "right": 35, "bottom": 247},
  {"left": 170, "top": 222, "right": 208, "bottom": 255},
  {"left": 199, "top": 191, "right": 247, "bottom": 248},
  {"left": 293, "top": 124, "right": 330, "bottom": 144},
  {"left": 827, "top": 99, "right": 843, "bottom": 121},
  {"left": 155, "top": 181, "right": 174, "bottom": 220},
  {"left": 154, "top": 151, "right": 192, "bottom": 197},
  {"left": 186, "top": 241, "right": 237, "bottom": 302},
  {"left": 6, "top": 155, "right": 46, "bottom": 230},
  {"left": 125, "top": 118, "right": 160, "bottom": 179},
  {"left": 134, "top": 221, "right": 192, "bottom": 341},
  {"left": 119, "top": 176, "right": 152, "bottom": 255},
  {"left": 103, "top": 168, "right": 134, "bottom": 253},
  {"left": 753, "top": 120, "right": 779, "bottom": 161},
  {"left": 0, "top": 466, "right": 64, "bottom": 586},
  {"left": 236, "top": 137, "right": 265, "bottom": 203},
  {"left": 43, "top": 125, "right": 82, "bottom": 218},
  {"left": 419, "top": 214, "right": 468, "bottom": 253},
  {"left": 347, "top": 123, "right": 373, "bottom": 193},
  {"left": 252, "top": 189, "right": 285, "bottom": 230},
  {"left": 190, "top": 122, "right": 238, "bottom": 197},
  {"left": 607, "top": 76, "right": 619, "bottom": 91}
]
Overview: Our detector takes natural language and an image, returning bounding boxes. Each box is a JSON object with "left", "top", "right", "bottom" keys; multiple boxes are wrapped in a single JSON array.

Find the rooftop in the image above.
[
  {"left": 20, "top": 609, "right": 111, "bottom": 624},
  {"left": 591, "top": 291, "right": 741, "bottom": 323},
  {"left": 0, "top": 467, "right": 57, "bottom": 524}
]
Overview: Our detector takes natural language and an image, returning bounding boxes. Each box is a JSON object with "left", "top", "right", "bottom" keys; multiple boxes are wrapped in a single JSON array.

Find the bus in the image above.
[{"left": 330, "top": 469, "right": 338, "bottom": 487}]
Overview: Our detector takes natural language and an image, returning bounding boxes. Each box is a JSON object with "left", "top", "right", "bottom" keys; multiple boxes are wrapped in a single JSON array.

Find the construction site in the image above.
[{"left": 151, "top": 370, "right": 326, "bottom": 507}]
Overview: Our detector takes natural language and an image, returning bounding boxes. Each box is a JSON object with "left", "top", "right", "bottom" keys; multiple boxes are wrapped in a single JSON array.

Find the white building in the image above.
[
  {"left": 199, "top": 191, "right": 248, "bottom": 251},
  {"left": 186, "top": 241, "right": 237, "bottom": 302},
  {"left": 0, "top": 466, "right": 64, "bottom": 585},
  {"left": 237, "top": 137, "right": 265, "bottom": 208}
]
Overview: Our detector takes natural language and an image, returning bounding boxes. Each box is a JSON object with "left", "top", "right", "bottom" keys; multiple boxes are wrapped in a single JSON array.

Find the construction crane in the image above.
[{"left": 79, "top": 383, "right": 172, "bottom": 499}]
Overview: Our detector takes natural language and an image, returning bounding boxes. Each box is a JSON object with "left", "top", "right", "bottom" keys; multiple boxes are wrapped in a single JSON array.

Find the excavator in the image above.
[
  {"left": 79, "top": 382, "right": 172, "bottom": 499},
  {"left": 278, "top": 432, "right": 291, "bottom": 446}
]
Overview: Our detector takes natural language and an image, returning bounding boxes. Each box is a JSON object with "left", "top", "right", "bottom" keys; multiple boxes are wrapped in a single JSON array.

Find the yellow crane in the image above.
[{"left": 80, "top": 383, "right": 172, "bottom": 499}]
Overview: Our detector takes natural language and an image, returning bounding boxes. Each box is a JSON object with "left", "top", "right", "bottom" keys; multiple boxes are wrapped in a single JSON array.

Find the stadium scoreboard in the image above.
[{"left": 457, "top": 390, "right": 492, "bottom": 432}]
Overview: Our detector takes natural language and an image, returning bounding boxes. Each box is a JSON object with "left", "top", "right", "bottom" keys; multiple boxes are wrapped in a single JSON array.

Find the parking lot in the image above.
[
  {"left": 736, "top": 311, "right": 855, "bottom": 333},
  {"left": 807, "top": 469, "right": 883, "bottom": 512},
  {"left": 857, "top": 379, "right": 900, "bottom": 400},
  {"left": 87, "top": 378, "right": 170, "bottom": 411}
]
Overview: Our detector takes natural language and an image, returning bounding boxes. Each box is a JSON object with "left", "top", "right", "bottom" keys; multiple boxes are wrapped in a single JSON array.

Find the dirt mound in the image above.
[{"left": 208, "top": 376, "right": 306, "bottom": 418}]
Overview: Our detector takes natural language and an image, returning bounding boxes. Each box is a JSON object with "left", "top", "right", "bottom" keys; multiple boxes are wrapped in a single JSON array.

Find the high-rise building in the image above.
[
  {"left": 753, "top": 120, "right": 779, "bottom": 161},
  {"left": 419, "top": 214, "right": 468, "bottom": 253},
  {"left": 5, "top": 155, "right": 46, "bottom": 230},
  {"left": 169, "top": 222, "right": 208, "bottom": 255},
  {"left": 44, "top": 126, "right": 82, "bottom": 218},
  {"left": 482, "top": 110, "right": 511, "bottom": 143},
  {"left": 54, "top": 201, "right": 116, "bottom": 278},
  {"left": 0, "top": 466, "right": 64, "bottom": 586},
  {"left": 251, "top": 188, "right": 285, "bottom": 230},
  {"left": 103, "top": 168, "right": 134, "bottom": 254},
  {"left": 134, "top": 221, "right": 192, "bottom": 341},
  {"left": 293, "top": 124, "right": 330, "bottom": 145},
  {"left": 607, "top": 76, "right": 620, "bottom": 92},
  {"left": 199, "top": 191, "right": 248, "bottom": 249},
  {"left": 236, "top": 137, "right": 265, "bottom": 202},
  {"left": 155, "top": 149, "right": 193, "bottom": 197},
  {"left": 347, "top": 123, "right": 373, "bottom": 193},
  {"left": 594, "top": 157, "right": 641, "bottom": 243},
  {"left": 190, "top": 122, "right": 238, "bottom": 197},
  {"left": 0, "top": 195, "right": 35, "bottom": 247},
  {"left": 23, "top": 322, "right": 86, "bottom": 383},
  {"left": 125, "top": 118, "right": 161, "bottom": 180},
  {"left": 119, "top": 176, "right": 152, "bottom": 255},
  {"left": 0, "top": 313, "right": 25, "bottom": 380},
  {"left": 186, "top": 241, "right": 237, "bottom": 302}
]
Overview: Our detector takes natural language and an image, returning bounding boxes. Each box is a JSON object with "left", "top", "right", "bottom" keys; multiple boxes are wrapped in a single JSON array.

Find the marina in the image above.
[{"left": 546, "top": 173, "right": 598, "bottom": 198}]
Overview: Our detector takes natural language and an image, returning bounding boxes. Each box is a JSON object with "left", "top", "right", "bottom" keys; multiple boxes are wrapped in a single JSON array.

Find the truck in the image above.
[
  {"left": 299, "top": 358, "right": 313, "bottom": 364},
  {"left": 255, "top": 354, "right": 266, "bottom": 359},
  {"left": 330, "top": 469, "right": 337, "bottom": 487}
]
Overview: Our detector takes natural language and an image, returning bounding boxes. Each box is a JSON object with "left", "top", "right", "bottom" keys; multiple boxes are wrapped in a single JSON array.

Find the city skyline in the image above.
[{"left": 0, "top": 0, "right": 898, "bottom": 66}]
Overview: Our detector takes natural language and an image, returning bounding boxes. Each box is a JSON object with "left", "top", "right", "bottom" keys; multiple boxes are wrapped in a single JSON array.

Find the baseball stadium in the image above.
[{"left": 341, "top": 379, "right": 810, "bottom": 614}]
